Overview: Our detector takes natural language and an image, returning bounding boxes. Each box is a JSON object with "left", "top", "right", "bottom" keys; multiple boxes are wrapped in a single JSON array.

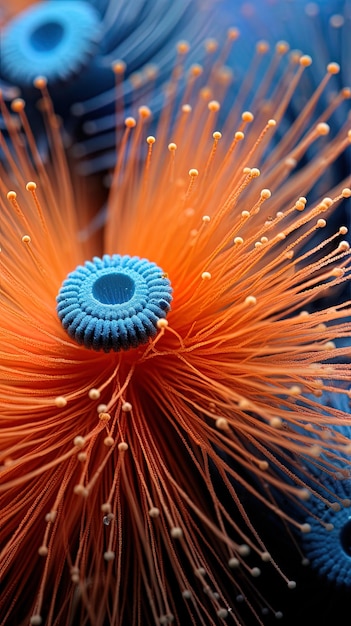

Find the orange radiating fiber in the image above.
[{"left": 0, "top": 33, "right": 351, "bottom": 626}]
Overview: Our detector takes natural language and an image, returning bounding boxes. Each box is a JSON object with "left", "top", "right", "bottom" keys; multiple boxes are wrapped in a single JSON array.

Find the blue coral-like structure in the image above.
[
  {"left": 236, "top": 385, "right": 351, "bottom": 584},
  {"left": 301, "top": 475, "right": 351, "bottom": 586},
  {"left": 1, "top": 0, "right": 210, "bottom": 173},
  {"left": 1, "top": 1, "right": 101, "bottom": 85},
  {"left": 56, "top": 254, "right": 173, "bottom": 351},
  {"left": 298, "top": 390, "right": 351, "bottom": 587}
]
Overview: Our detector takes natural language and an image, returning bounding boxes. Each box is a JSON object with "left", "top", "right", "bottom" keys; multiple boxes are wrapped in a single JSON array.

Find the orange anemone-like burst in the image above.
[{"left": 1, "top": 37, "right": 351, "bottom": 626}]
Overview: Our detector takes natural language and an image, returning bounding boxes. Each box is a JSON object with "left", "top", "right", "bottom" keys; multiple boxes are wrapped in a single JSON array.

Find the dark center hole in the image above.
[
  {"left": 340, "top": 518, "right": 351, "bottom": 557},
  {"left": 92, "top": 273, "right": 135, "bottom": 305},
  {"left": 30, "top": 22, "right": 65, "bottom": 52}
]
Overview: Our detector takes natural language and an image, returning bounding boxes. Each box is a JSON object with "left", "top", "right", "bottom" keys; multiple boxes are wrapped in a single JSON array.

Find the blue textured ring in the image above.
[
  {"left": 56, "top": 254, "right": 173, "bottom": 352},
  {"left": 301, "top": 493, "right": 351, "bottom": 586},
  {"left": 1, "top": 1, "right": 101, "bottom": 86}
]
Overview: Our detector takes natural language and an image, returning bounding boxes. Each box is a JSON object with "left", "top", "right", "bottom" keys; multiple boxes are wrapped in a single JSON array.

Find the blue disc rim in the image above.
[
  {"left": 56, "top": 254, "right": 173, "bottom": 352},
  {"left": 1, "top": 1, "right": 101, "bottom": 85}
]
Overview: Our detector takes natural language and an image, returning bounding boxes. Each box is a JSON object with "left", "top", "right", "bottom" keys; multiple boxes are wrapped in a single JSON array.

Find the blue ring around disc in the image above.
[
  {"left": 1, "top": 1, "right": 101, "bottom": 85},
  {"left": 56, "top": 254, "right": 173, "bottom": 352}
]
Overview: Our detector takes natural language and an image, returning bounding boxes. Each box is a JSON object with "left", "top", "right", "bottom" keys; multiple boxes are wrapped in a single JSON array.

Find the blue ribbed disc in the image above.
[
  {"left": 301, "top": 487, "right": 351, "bottom": 586},
  {"left": 1, "top": 1, "right": 101, "bottom": 85},
  {"left": 56, "top": 255, "right": 173, "bottom": 352}
]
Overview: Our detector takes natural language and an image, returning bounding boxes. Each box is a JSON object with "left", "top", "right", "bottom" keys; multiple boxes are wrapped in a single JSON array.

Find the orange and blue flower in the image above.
[{"left": 1, "top": 3, "right": 351, "bottom": 626}]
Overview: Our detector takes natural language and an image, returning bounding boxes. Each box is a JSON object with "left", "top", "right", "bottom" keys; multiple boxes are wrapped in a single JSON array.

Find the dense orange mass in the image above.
[{"left": 1, "top": 37, "right": 351, "bottom": 626}]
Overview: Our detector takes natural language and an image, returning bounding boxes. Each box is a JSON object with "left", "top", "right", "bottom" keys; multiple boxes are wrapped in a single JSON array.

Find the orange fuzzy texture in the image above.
[
  {"left": 1, "top": 40, "right": 351, "bottom": 626},
  {"left": 0, "top": 0, "right": 37, "bottom": 20}
]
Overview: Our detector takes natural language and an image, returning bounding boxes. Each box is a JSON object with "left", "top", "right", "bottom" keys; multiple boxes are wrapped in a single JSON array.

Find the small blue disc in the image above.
[
  {"left": 56, "top": 254, "right": 173, "bottom": 352},
  {"left": 1, "top": 1, "right": 101, "bottom": 85}
]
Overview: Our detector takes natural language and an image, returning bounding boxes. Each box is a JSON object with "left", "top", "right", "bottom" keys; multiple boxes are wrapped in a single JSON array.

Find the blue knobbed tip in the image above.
[
  {"left": 56, "top": 255, "right": 173, "bottom": 352},
  {"left": 1, "top": 1, "right": 101, "bottom": 86}
]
